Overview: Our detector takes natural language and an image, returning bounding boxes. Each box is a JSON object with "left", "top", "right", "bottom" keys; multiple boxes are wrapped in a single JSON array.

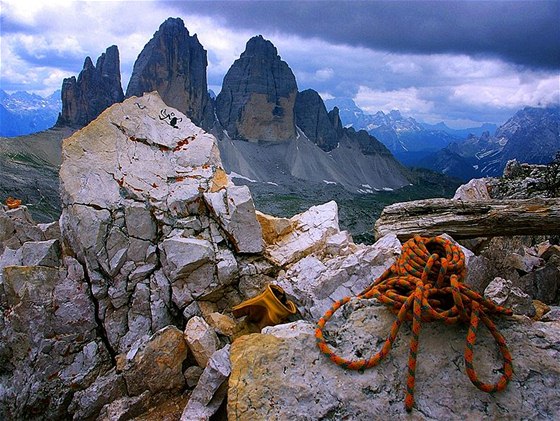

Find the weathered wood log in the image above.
[{"left": 374, "top": 198, "right": 560, "bottom": 241}]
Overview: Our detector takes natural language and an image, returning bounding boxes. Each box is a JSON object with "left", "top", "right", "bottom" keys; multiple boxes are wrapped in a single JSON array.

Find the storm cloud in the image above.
[
  {"left": 175, "top": 0, "right": 560, "bottom": 70},
  {"left": 1, "top": 0, "right": 558, "bottom": 127}
]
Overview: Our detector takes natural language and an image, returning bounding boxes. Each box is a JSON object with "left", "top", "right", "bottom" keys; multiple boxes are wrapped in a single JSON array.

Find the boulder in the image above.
[
  {"left": 121, "top": 325, "right": 188, "bottom": 397},
  {"left": 265, "top": 201, "right": 340, "bottom": 266},
  {"left": 453, "top": 178, "right": 492, "bottom": 200},
  {"left": 180, "top": 345, "right": 231, "bottom": 421},
  {"left": 206, "top": 312, "right": 238, "bottom": 337},
  {"left": 256, "top": 211, "right": 293, "bottom": 245},
  {"left": 204, "top": 186, "right": 264, "bottom": 253},
  {"left": 519, "top": 264, "right": 560, "bottom": 304},
  {"left": 228, "top": 302, "right": 560, "bottom": 420},
  {"left": 160, "top": 236, "right": 215, "bottom": 307},
  {"left": 59, "top": 92, "right": 227, "bottom": 352},
  {"left": 0, "top": 258, "right": 111, "bottom": 419},
  {"left": 506, "top": 252, "right": 544, "bottom": 274},
  {"left": 276, "top": 233, "right": 401, "bottom": 319},
  {"left": 21, "top": 239, "right": 61, "bottom": 267},
  {"left": 68, "top": 368, "right": 127, "bottom": 420},
  {"left": 184, "top": 316, "right": 220, "bottom": 368},
  {"left": 484, "top": 277, "right": 535, "bottom": 317},
  {"left": 464, "top": 255, "right": 497, "bottom": 293}
]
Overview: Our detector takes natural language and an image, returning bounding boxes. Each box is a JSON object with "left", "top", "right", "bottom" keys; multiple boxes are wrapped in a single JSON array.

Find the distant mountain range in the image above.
[
  {"left": 325, "top": 97, "right": 559, "bottom": 179},
  {"left": 433, "top": 106, "right": 560, "bottom": 178},
  {"left": 0, "top": 90, "right": 61, "bottom": 137},
  {"left": 324, "top": 97, "right": 498, "bottom": 165}
]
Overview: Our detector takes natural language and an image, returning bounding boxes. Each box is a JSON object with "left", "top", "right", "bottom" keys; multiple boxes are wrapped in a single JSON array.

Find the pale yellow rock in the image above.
[
  {"left": 198, "top": 301, "right": 219, "bottom": 319},
  {"left": 237, "top": 93, "right": 297, "bottom": 142},
  {"left": 255, "top": 211, "right": 293, "bottom": 245},
  {"left": 264, "top": 201, "right": 340, "bottom": 266},
  {"left": 206, "top": 312, "right": 238, "bottom": 337},
  {"left": 210, "top": 168, "right": 229, "bottom": 192},
  {"left": 532, "top": 299, "right": 551, "bottom": 320}
]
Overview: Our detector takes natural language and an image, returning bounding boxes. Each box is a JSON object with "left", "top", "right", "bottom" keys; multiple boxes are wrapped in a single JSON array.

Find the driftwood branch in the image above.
[{"left": 374, "top": 198, "right": 560, "bottom": 241}]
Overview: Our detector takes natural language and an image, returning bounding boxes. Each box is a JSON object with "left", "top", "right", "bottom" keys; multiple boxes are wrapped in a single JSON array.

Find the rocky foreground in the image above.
[{"left": 1, "top": 93, "right": 559, "bottom": 420}]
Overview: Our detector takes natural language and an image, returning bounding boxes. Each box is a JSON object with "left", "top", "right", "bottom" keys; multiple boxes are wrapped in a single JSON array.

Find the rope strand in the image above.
[{"left": 315, "top": 235, "right": 513, "bottom": 412}]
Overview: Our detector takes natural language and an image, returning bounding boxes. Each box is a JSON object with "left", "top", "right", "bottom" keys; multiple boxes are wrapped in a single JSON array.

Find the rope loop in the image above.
[{"left": 315, "top": 235, "right": 513, "bottom": 412}]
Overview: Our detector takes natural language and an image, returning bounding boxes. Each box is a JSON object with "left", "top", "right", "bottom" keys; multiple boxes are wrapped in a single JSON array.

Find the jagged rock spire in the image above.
[
  {"left": 125, "top": 17, "right": 213, "bottom": 129},
  {"left": 295, "top": 89, "right": 339, "bottom": 152},
  {"left": 216, "top": 35, "right": 298, "bottom": 141},
  {"left": 56, "top": 45, "right": 124, "bottom": 128}
]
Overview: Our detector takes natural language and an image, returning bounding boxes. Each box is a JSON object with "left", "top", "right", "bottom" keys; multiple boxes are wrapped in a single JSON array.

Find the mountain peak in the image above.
[
  {"left": 57, "top": 46, "right": 124, "bottom": 128},
  {"left": 216, "top": 35, "right": 298, "bottom": 141},
  {"left": 388, "top": 110, "right": 403, "bottom": 120},
  {"left": 159, "top": 17, "right": 189, "bottom": 35},
  {"left": 125, "top": 16, "right": 212, "bottom": 128},
  {"left": 242, "top": 35, "right": 279, "bottom": 60}
]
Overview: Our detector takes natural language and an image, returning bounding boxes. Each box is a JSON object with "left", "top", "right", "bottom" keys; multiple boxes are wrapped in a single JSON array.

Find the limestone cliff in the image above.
[
  {"left": 294, "top": 89, "right": 339, "bottom": 152},
  {"left": 216, "top": 35, "right": 298, "bottom": 142},
  {"left": 125, "top": 17, "right": 213, "bottom": 130},
  {"left": 56, "top": 45, "right": 124, "bottom": 127}
]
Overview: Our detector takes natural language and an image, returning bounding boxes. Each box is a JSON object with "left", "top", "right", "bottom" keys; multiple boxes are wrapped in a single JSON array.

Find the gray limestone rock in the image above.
[
  {"left": 37, "top": 221, "right": 62, "bottom": 241},
  {"left": 181, "top": 344, "right": 231, "bottom": 421},
  {"left": 121, "top": 325, "right": 188, "bottom": 397},
  {"left": 68, "top": 368, "right": 127, "bottom": 420},
  {"left": 485, "top": 277, "right": 535, "bottom": 316},
  {"left": 204, "top": 186, "right": 263, "bottom": 254},
  {"left": 59, "top": 92, "right": 225, "bottom": 352},
  {"left": 519, "top": 264, "right": 560, "bottom": 304},
  {"left": 228, "top": 303, "right": 560, "bottom": 420},
  {"left": 184, "top": 316, "right": 220, "bottom": 368},
  {"left": 464, "top": 255, "right": 497, "bottom": 293},
  {"left": 276, "top": 233, "right": 401, "bottom": 320},
  {"left": 160, "top": 236, "right": 216, "bottom": 308},
  {"left": 21, "top": 239, "right": 61, "bottom": 267},
  {"left": 184, "top": 365, "right": 204, "bottom": 389},
  {"left": 453, "top": 178, "right": 492, "bottom": 200},
  {"left": 0, "top": 260, "right": 111, "bottom": 420}
]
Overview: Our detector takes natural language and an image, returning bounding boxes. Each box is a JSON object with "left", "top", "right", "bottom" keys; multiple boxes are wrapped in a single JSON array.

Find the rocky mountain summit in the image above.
[
  {"left": 214, "top": 38, "right": 409, "bottom": 192},
  {"left": 56, "top": 45, "right": 124, "bottom": 128},
  {"left": 125, "top": 17, "right": 214, "bottom": 130},
  {"left": 41, "top": 19, "right": 410, "bottom": 196},
  {"left": 430, "top": 106, "right": 560, "bottom": 179},
  {"left": 1, "top": 93, "right": 559, "bottom": 420},
  {"left": 216, "top": 35, "right": 298, "bottom": 142}
]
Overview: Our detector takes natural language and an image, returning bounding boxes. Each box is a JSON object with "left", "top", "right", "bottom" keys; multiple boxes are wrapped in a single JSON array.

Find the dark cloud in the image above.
[
  {"left": 12, "top": 44, "right": 87, "bottom": 72},
  {"left": 175, "top": 0, "right": 560, "bottom": 70}
]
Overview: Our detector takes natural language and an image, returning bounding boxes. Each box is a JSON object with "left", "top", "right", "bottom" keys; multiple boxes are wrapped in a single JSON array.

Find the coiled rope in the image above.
[{"left": 315, "top": 235, "right": 513, "bottom": 412}]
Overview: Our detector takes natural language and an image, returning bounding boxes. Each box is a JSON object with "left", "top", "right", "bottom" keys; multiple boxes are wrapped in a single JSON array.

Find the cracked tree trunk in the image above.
[{"left": 374, "top": 197, "right": 560, "bottom": 241}]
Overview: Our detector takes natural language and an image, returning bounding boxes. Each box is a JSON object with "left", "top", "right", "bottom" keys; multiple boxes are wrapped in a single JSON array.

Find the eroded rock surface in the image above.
[
  {"left": 228, "top": 304, "right": 560, "bottom": 420},
  {"left": 59, "top": 91, "right": 238, "bottom": 354},
  {"left": 216, "top": 35, "right": 298, "bottom": 141}
]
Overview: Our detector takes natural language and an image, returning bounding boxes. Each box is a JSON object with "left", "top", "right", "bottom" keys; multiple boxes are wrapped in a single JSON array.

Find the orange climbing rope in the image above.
[{"left": 315, "top": 235, "right": 513, "bottom": 412}]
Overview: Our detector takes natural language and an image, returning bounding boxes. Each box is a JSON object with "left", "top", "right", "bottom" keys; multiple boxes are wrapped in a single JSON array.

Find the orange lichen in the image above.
[{"left": 6, "top": 197, "right": 22, "bottom": 209}]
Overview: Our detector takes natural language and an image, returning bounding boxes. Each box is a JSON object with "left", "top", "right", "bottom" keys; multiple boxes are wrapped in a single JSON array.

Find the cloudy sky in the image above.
[{"left": 1, "top": 0, "right": 559, "bottom": 128}]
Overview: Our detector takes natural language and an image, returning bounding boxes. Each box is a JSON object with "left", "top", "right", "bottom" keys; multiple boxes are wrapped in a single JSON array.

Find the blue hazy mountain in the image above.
[{"left": 0, "top": 90, "right": 62, "bottom": 137}]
